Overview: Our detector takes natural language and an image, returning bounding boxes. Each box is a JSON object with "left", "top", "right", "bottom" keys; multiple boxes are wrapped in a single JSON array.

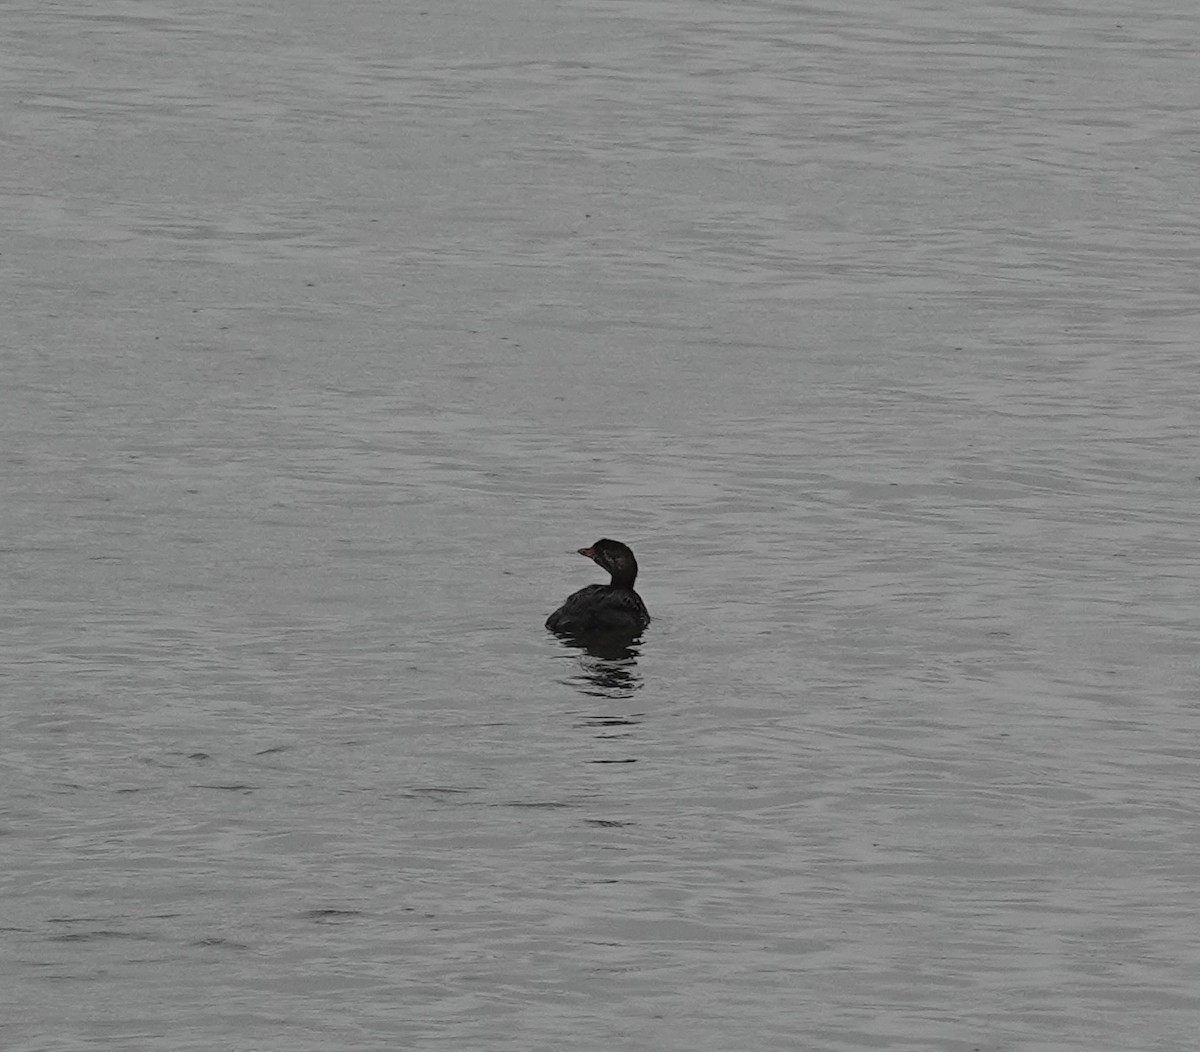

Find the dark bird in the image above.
[{"left": 546, "top": 539, "right": 650, "bottom": 639}]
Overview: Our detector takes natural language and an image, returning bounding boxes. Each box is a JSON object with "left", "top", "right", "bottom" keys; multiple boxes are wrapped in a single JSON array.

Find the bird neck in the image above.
[{"left": 608, "top": 562, "right": 637, "bottom": 589}]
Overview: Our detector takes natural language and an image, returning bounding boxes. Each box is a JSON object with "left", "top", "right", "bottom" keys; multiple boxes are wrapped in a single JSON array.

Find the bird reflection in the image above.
[{"left": 551, "top": 632, "right": 644, "bottom": 698}]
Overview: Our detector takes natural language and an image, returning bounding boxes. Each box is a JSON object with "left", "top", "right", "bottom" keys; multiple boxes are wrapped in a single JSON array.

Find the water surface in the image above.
[{"left": 4, "top": 1, "right": 1199, "bottom": 1049}]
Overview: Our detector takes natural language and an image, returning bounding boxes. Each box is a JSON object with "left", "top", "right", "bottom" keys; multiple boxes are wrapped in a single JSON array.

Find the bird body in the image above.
[{"left": 546, "top": 539, "right": 650, "bottom": 638}]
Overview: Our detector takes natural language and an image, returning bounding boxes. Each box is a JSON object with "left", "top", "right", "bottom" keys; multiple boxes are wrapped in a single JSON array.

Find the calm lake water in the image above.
[{"left": 4, "top": 1, "right": 1199, "bottom": 1049}]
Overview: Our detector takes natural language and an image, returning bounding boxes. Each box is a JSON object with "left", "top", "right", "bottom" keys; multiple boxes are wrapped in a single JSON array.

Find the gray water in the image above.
[{"left": 4, "top": 1, "right": 1199, "bottom": 1049}]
